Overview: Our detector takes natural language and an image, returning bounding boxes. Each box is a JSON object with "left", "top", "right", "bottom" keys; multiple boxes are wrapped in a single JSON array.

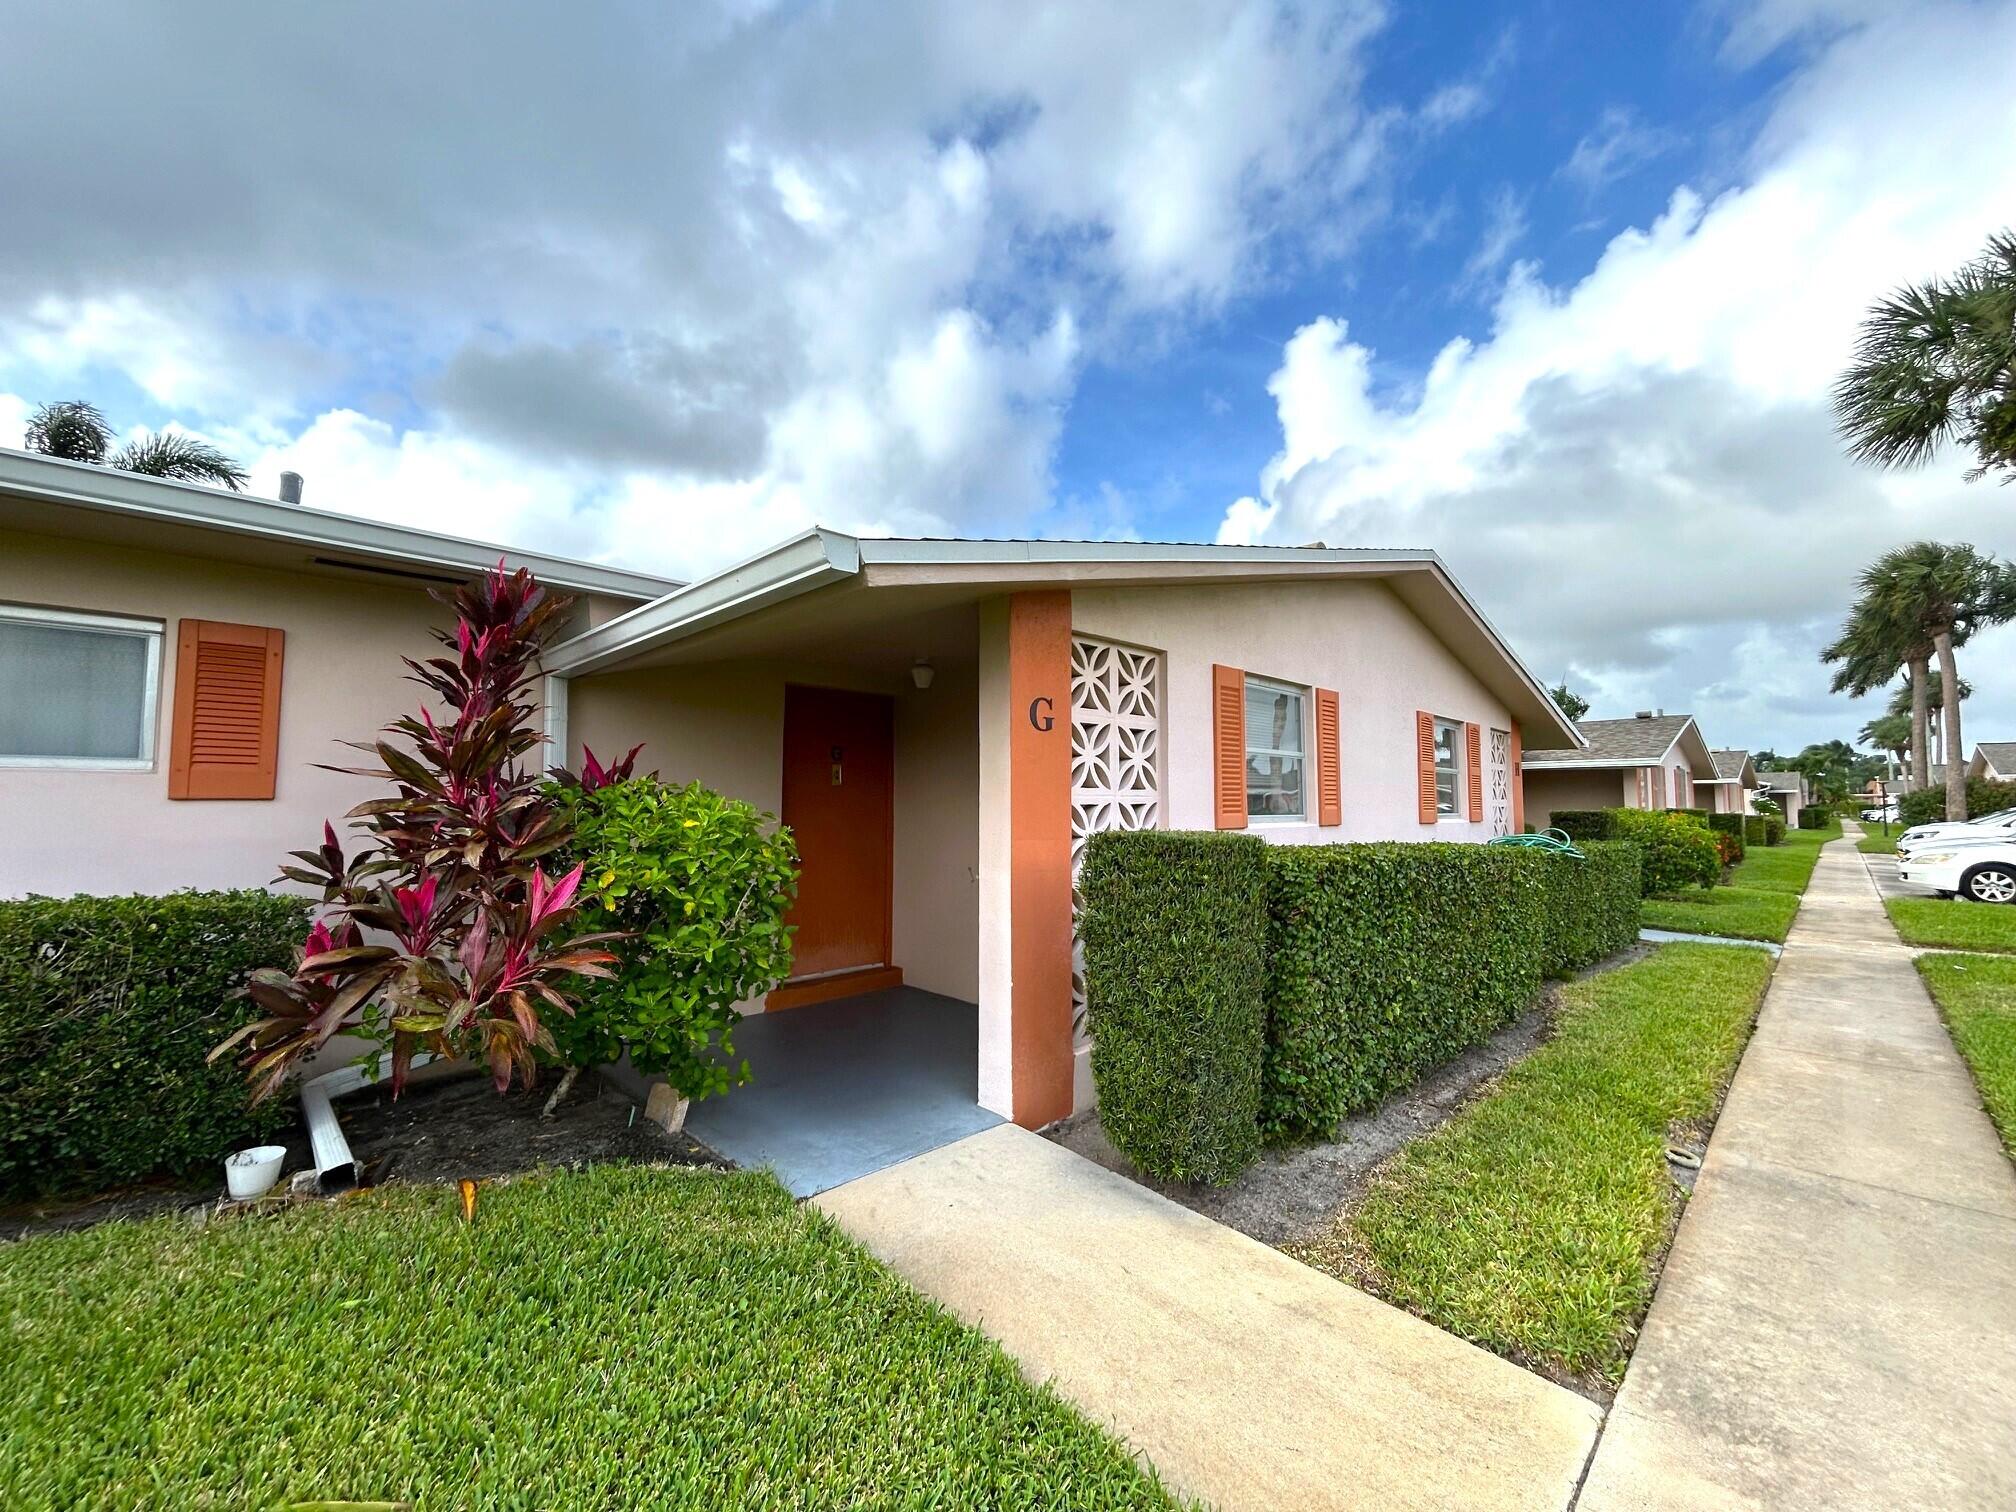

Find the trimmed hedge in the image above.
[
  {"left": 1667, "top": 807, "right": 1710, "bottom": 822},
  {"left": 1897, "top": 779, "right": 2016, "bottom": 829},
  {"left": 1796, "top": 807, "right": 1831, "bottom": 830},
  {"left": 1078, "top": 830, "right": 1271, "bottom": 1185},
  {"left": 1550, "top": 810, "right": 1614, "bottom": 841},
  {"left": 1743, "top": 815, "right": 1768, "bottom": 847},
  {"left": 1537, "top": 841, "right": 1643, "bottom": 976},
  {"left": 1765, "top": 816, "right": 1786, "bottom": 846},
  {"left": 1707, "top": 813, "right": 1746, "bottom": 862},
  {"left": 1262, "top": 844, "right": 1547, "bottom": 1141},
  {"left": 1608, "top": 809, "right": 1721, "bottom": 896},
  {"left": 0, "top": 891, "right": 307, "bottom": 1201}
]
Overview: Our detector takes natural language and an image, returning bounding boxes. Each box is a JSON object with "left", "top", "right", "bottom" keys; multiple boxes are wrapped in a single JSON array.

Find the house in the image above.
[
  {"left": 1967, "top": 743, "right": 2016, "bottom": 781},
  {"left": 1756, "top": 768, "right": 1807, "bottom": 825},
  {"left": 1520, "top": 712, "right": 1724, "bottom": 829},
  {"left": 1, "top": 445, "right": 1578, "bottom": 1138},
  {"left": 1704, "top": 749, "right": 1759, "bottom": 814}
]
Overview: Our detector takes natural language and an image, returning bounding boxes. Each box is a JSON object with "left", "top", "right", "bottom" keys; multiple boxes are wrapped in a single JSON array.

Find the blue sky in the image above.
[{"left": 2, "top": 0, "right": 2014, "bottom": 755}]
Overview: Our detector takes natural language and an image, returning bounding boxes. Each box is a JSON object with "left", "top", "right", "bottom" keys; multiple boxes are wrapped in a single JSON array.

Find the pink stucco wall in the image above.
[
  {"left": 1070, "top": 578, "right": 1520, "bottom": 843},
  {"left": 1, "top": 528, "right": 447, "bottom": 898},
  {"left": 1525, "top": 767, "right": 1634, "bottom": 829}
]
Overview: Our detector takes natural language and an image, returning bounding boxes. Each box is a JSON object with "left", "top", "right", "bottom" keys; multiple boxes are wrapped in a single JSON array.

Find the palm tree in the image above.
[
  {"left": 1859, "top": 543, "right": 2014, "bottom": 819},
  {"left": 23, "top": 400, "right": 249, "bottom": 491},
  {"left": 1886, "top": 671, "right": 1971, "bottom": 773},
  {"left": 1824, "top": 597, "right": 1931, "bottom": 795},
  {"left": 1859, "top": 711, "right": 1914, "bottom": 777},
  {"left": 1835, "top": 231, "right": 2016, "bottom": 484}
]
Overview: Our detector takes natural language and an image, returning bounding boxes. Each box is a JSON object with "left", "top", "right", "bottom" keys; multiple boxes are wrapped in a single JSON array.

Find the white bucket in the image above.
[{"left": 224, "top": 1144, "right": 288, "bottom": 1201}]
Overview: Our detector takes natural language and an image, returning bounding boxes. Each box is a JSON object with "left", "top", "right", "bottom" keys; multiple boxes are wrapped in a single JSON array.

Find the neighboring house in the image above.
[
  {"left": 1967, "top": 743, "right": 2016, "bottom": 781},
  {"left": 0, "top": 446, "right": 1578, "bottom": 1130},
  {"left": 1520, "top": 713, "right": 1721, "bottom": 829},
  {"left": 1703, "top": 749, "right": 1759, "bottom": 815},
  {"left": 1756, "top": 769, "right": 1807, "bottom": 825}
]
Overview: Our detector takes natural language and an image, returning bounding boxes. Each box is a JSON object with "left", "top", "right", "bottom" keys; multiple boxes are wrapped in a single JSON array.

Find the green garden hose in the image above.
[{"left": 1485, "top": 828, "right": 1586, "bottom": 859}]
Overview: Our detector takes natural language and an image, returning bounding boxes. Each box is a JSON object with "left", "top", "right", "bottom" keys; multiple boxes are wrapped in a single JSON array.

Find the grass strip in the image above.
[
  {"left": 1857, "top": 831, "right": 1899, "bottom": 855},
  {"left": 1915, "top": 953, "right": 2016, "bottom": 1156},
  {"left": 1303, "top": 943, "right": 1771, "bottom": 1387},
  {"left": 1642, "top": 886, "right": 1801, "bottom": 942},
  {"left": 0, "top": 1164, "right": 1179, "bottom": 1510},
  {"left": 1887, "top": 896, "right": 2016, "bottom": 954}
]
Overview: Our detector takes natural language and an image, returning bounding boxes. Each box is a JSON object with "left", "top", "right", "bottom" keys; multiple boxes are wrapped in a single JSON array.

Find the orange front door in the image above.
[{"left": 780, "top": 684, "right": 894, "bottom": 981}]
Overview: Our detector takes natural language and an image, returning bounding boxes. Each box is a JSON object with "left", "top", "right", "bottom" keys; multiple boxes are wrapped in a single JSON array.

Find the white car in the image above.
[
  {"left": 1896, "top": 837, "right": 2016, "bottom": 903},
  {"left": 1895, "top": 808, "right": 2016, "bottom": 857}
]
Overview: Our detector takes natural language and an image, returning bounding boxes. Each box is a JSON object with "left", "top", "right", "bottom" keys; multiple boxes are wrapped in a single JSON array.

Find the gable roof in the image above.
[
  {"left": 1524, "top": 714, "right": 1712, "bottom": 773},
  {"left": 1707, "top": 748, "right": 1756, "bottom": 784},
  {"left": 1756, "top": 769, "right": 1805, "bottom": 795},
  {"left": 543, "top": 527, "right": 1584, "bottom": 746},
  {"left": 0, "top": 445, "right": 678, "bottom": 602},
  {"left": 1972, "top": 742, "right": 2016, "bottom": 775}
]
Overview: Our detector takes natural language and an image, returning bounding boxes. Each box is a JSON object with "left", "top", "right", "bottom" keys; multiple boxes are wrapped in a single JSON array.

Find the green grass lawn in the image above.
[
  {"left": 1886, "top": 896, "right": 2016, "bottom": 953},
  {"left": 1641, "top": 886, "right": 1802, "bottom": 942},
  {"left": 1299, "top": 942, "right": 1772, "bottom": 1388},
  {"left": 1916, "top": 953, "right": 2016, "bottom": 1156},
  {"left": 1857, "top": 830, "right": 1899, "bottom": 854},
  {"left": 1641, "top": 822, "right": 1835, "bottom": 942},
  {"left": 0, "top": 1165, "right": 1178, "bottom": 1509}
]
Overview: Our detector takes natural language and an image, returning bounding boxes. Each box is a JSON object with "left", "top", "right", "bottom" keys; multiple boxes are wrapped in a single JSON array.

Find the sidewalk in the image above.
[
  {"left": 816, "top": 1122, "right": 1600, "bottom": 1512},
  {"left": 1577, "top": 827, "right": 2016, "bottom": 1510}
]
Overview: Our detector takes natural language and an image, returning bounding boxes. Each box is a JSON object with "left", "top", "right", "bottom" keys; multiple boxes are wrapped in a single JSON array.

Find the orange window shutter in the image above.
[
  {"left": 1466, "top": 722, "right": 1484, "bottom": 822},
  {"left": 1416, "top": 710, "right": 1437, "bottom": 825},
  {"left": 1314, "top": 688, "right": 1341, "bottom": 827},
  {"left": 169, "top": 620, "right": 285, "bottom": 800},
  {"left": 1510, "top": 721, "right": 1525, "bottom": 833},
  {"left": 1212, "top": 664, "right": 1247, "bottom": 830}
]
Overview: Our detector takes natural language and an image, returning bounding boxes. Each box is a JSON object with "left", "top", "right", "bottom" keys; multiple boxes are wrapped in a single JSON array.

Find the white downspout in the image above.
[
  {"left": 299, "top": 1052, "right": 435, "bottom": 1191},
  {"left": 543, "top": 672, "right": 570, "bottom": 771}
]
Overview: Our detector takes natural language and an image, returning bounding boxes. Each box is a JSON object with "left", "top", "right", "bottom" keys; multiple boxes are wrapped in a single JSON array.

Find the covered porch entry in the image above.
[{"left": 549, "top": 543, "right": 1085, "bottom": 1190}]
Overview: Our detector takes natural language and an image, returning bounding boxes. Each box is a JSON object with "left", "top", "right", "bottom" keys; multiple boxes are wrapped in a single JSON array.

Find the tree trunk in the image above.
[
  {"left": 540, "top": 1065, "right": 581, "bottom": 1119},
  {"left": 1936, "top": 629, "right": 1966, "bottom": 821},
  {"left": 1909, "top": 657, "right": 1931, "bottom": 794}
]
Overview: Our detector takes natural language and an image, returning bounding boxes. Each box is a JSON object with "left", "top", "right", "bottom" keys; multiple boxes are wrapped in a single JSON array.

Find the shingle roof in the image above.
[
  {"left": 1974, "top": 742, "right": 2016, "bottom": 774},
  {"left": 1756, "top": 769, "right": 1804, "bottom": 792},
  {"left": 1524, "top": 714, "right": 1692, "bottom": 766},
  {"left": 1710, "top": 749, "right": 1751, "bottom": 780}
]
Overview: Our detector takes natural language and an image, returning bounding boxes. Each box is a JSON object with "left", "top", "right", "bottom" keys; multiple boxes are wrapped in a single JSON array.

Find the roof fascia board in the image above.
[
  {"left": 1523, "top": 757, "right": 1665, "bottom": 770},
  {"left": 544, "top": 528, "right": 860, "bottom": 675},
  {"left": 0, "top": 446, "right": 677, "bottom": 600}
]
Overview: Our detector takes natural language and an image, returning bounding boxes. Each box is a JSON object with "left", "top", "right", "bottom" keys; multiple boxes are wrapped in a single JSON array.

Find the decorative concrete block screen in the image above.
[{"left": 1069, "top": 637, "right": 1162, "bottom": 1041}]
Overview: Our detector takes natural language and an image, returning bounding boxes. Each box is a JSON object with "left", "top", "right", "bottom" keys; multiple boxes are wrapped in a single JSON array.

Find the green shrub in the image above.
[
  {"left": 551, "top": 777, "right": 799, "bottom": 1103},
  {"left": 1609, "top": 809, "right": 1721, "bottom": 896},
  {"left": 1743, "top": 816, "right": 1768, "bottom": 847},
  {"left": 1796, "top": 807, "right": 1831, "bottom": 830},
  {"left": 1897, "top": 779, "right": 2016, "bottom": 828},
  {"left": 0, "top": 891, "right": 308, "bottom": 1200},
  {"left": 1262, "top": 844, "right": 1546, "bottom": 1141},
  {"left": 1667, "top": 807, "right": 1710, "bottom": 822},
  {"left": 1079, "top": 831, "right": 1271, "bottom": 1184},
  {"left": 1707, "top": 813, "right": 1747, "bottom": 863},
  {"left": 1549, "top": 810, "right": 1615, "bottom": 841},
  {"left": 1765, "top": 816, "right": 1787, "bottom": 846},
  {"left": 1537, "top": 841, "right": 1643, "bottom": 975}
]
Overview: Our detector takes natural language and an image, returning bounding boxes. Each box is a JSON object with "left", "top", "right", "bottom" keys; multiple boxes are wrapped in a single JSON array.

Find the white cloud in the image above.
[
  {"left": 0, "top": 1, "right": 1385, "bottom": 575},
  {"left": 1221, "top": 0, "right": 2016, "bottom": 750},
  {"left": 1457, "top": 188, "right": 1529, "bottom": 294},
  {"left": 1562, "top": 107, "right": 1680, "bottom": 194}
]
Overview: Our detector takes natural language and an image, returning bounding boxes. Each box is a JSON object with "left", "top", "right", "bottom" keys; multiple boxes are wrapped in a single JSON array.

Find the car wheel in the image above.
[{"left": 1959, "top": 865, "right": 2016, "bottom": 905}]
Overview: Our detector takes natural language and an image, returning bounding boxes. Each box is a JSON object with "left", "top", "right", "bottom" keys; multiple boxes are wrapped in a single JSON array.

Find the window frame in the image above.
[
  {"left": 0, "top": 603, "right": 164, "bottom": 771},
  {"left": 1243, "top": 674, "right": 1310, "bottom": 825},
  {"left": 1431, "top": 714, "right": 1464, "bottom": 821}
]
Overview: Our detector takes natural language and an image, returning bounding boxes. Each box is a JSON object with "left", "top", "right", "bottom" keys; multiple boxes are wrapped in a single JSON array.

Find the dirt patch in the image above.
[
  {"left": 1046, "top": 942, "right": 1655, "bottom": 1250},
  {"left": 1049, "top": 992, "right": 1560, "bottom": 1247},
  {"left": 3, "top": 1071, "right": 719, "bottom": 1242}
]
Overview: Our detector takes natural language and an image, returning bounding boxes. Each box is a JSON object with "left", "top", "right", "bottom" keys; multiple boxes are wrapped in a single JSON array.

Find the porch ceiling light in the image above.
[{"left": 911, "top": 657, "right": 934, "bottom": 690}]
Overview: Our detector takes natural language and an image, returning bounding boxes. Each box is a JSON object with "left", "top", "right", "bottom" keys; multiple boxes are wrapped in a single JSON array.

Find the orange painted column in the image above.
[{"left": 1005, "top": 591, "right": 1075, "bottom": 1128}]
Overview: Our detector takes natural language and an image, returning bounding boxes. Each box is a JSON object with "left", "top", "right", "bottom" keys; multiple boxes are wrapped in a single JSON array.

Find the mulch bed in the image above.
[{"left": 3, "top": 1071, "right": 721, "bottom": 1241}]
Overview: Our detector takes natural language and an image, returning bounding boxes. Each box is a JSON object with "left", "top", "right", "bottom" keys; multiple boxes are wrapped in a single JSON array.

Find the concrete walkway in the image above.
[
  {"left": 1578, "top": 828, "right": 2016, "bottom": 1510},
  {"left": 817, "top": 1123, "right": 1601, "bottom": 1511}
]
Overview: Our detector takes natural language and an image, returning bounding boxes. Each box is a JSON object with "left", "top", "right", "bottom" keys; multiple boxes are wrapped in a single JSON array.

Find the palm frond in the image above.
[
  {"left": 110, "top": 432, "right": 250, "bottom": 491},
  {"left": 24, "top": 400, "right": 113, "bottom": 463}
]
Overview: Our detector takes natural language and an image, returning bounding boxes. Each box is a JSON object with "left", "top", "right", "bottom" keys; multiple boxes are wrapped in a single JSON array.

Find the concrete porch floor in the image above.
[{"left": 683, "top": 986, "right": 1002, "bottom": 1197}]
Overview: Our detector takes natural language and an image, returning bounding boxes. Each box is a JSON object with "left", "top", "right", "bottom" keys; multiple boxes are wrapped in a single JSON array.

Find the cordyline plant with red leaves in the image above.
[{"left": 212, "top": 564, "right": 619, "bottom": 1102}]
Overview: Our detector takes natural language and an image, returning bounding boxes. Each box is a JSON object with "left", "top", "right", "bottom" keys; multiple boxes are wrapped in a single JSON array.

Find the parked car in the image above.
[
  {"left": 1896, "top": 807, "right": 2016, "bottom": 857},
  {"left": 1861, "top": 801, "right": 1900, "bottom": 823},
  {"left": 1897, "top": 837, "right": 2016, "bottom": 903}
]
